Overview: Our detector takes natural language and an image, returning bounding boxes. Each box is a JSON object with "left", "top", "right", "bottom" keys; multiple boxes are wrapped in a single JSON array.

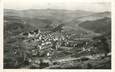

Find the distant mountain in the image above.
[
  {"left": 4, "top": 9, "right": 95, "bottom": 28},
  {"left": 4, "top": 9, "right": 94, "bottom": 18},
  {"left": 77, "top": 11, "right": 111, "bottom": 21},
  {"left": 79, "top": 17, "right": 111, "bottom": 34}
]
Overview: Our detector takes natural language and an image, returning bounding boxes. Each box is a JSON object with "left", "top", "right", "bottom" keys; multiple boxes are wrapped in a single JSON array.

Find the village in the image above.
[
  {"left": 4, "top": 3, "right": 111, "bottom": 68},
  {"left": 12, "top": 26, "right": 110, "bottom": 69}
]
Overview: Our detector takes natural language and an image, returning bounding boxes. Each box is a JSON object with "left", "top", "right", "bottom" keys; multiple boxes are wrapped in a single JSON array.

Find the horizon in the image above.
[
  {"left": 4, "top": 8, "right": 111, "bottom": 13},
  {"left": 4, "top": 0, "right": 111, "bottom": 12}
]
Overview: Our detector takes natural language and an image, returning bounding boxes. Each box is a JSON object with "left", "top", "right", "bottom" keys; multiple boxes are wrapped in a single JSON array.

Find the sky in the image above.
[{"left": 4, "top": 0, "right": 111, "bottom": 12}]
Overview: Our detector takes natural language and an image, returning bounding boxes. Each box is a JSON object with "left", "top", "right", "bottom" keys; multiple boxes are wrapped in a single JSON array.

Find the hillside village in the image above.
[{"left": 4, "top": 9, "right": 111, "bottom": 69}]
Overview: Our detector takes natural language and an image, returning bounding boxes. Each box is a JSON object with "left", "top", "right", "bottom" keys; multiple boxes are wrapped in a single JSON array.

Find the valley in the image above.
[{"left": 4, "top": 9, "right": 111, "bottom": 69}]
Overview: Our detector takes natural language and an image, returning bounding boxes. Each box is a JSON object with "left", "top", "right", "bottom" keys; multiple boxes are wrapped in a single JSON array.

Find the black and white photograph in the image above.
[{"left": 3, "top": 0, "right": 111, "bottom": 69}]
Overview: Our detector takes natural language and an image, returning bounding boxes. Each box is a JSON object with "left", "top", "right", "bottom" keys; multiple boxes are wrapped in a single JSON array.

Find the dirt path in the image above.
[{"left": 53, "top": 53, "right": 105, "bottom": 63}]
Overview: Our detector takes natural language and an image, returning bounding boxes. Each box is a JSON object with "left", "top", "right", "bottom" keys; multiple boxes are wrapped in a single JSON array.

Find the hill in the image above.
[
  {"left": 77, "top": 11, "right": 111, "bottom": 22},
  {"left": 4, "top": 9, "right": 94, "bottom": 28},
  {"left": 4, "top": 9, "right": 111, "bottom": 69},
  {"left": 79, "top": 17, "right": 111, "bottom": 34}
]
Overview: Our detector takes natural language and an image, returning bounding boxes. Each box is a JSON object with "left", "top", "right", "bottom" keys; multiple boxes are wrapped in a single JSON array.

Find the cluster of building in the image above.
[
  {"left": 19, "top": 29, "right": 100, "bottom": 67},
  {"left": 21, "top": 29, "right": 66, "bottom": 59}
]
